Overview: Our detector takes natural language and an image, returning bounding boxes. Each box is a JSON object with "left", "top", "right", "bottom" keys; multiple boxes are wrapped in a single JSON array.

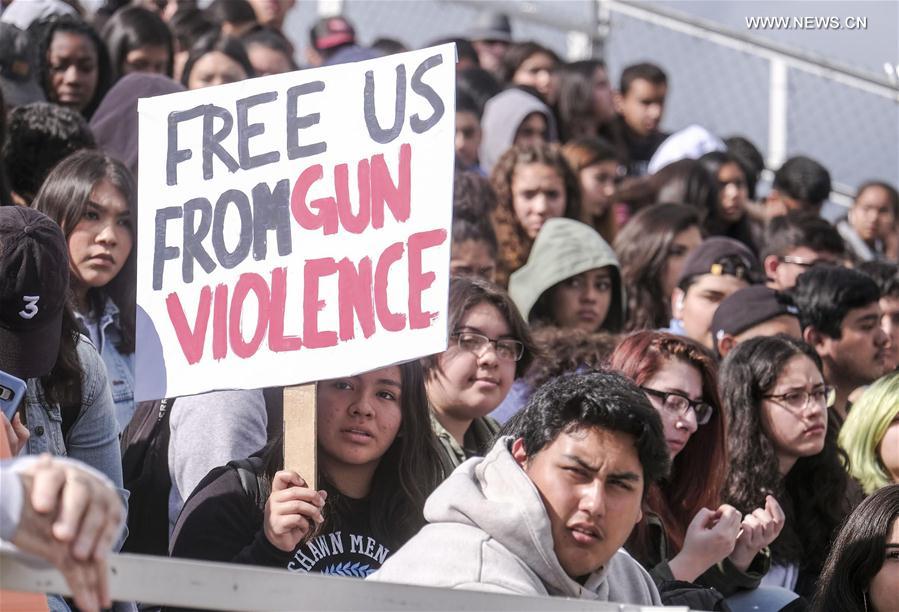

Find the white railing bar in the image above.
[{"left": 0, "top": 544, "right": 686, "bottom": 612}]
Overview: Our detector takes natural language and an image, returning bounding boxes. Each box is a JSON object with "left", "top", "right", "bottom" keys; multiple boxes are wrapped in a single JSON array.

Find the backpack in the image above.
[
  {"left": 120, "top": 398, "right": 174, "bottom": 555},
  {"left": 226, "top": 455, "right": 271, "bottom": 511},
  {"left": 119, "top": 389, "right": 284, "bottom": 555}
]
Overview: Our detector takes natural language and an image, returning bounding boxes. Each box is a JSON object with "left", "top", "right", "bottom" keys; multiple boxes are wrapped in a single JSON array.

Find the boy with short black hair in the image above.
[
  {"left": 613, "top": 62, "right": 668, "bottom": 177},
  {"left": 455, "top": 90, "right": 484, "bottom": 174},
  {"left": 792, "top": 265, "right": 890, "bottom": 426},
  {"left": 369, "top": 370, "right": 668, "bottom": 605},
  {"left": 761, "top": 211, "right": 845, "bottom": 291},
  {"left": 857, "top": 260, "right": 899, "bottom": 372},
  {"left": 765, "top": 155, "right": 832, "bottom": 218}
]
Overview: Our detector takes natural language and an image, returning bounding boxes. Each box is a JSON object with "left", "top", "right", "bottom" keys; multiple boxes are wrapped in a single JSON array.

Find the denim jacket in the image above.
[
  {"left": 74, "top": 298, "right": 135, "bottom": 433},
  {"left": 24, "top": 335, "right": 128, "bottom": 508},
  {"left": 23, "top": 337, "right": 132, "bottom": 612}
]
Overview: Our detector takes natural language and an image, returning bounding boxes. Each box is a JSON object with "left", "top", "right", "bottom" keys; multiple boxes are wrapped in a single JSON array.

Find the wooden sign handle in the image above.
[{"left": 283, "top": 383, "right": 317, "bottom": 490}]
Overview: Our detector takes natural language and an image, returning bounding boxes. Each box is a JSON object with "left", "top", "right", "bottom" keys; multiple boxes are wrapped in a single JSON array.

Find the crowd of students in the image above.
[{"left": 0, "top": 1, "right": 898, "bottom": 611}]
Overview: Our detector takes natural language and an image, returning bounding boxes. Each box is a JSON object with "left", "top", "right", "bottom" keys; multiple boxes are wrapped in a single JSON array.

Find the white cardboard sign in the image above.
[{"left": 135, "top": 44, "right": 455, "bottom": 400}]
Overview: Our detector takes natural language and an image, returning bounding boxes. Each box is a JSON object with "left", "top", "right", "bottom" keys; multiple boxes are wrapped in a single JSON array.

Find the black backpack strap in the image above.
[
  {"left": 227, "top": 456, "right": 271, "bottom": 511},
  {"left": 120, "top": 398, "right": 175, "bottom": 555}
]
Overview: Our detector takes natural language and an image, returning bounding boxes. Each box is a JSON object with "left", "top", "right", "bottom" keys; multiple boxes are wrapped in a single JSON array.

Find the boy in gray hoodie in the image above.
[{"left": 369, "top": 371, "right": 669, "bottom": 606}]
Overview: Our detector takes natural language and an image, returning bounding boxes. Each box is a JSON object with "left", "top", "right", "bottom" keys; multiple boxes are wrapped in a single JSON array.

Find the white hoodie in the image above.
[{"left": 368, "top": 437, "right": 661, "bottom": 605}]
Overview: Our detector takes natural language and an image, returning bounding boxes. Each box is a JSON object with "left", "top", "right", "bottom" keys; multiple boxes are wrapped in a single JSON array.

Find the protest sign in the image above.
[{"left": 135, "top": 44, "right": 455, "bottom": 401}]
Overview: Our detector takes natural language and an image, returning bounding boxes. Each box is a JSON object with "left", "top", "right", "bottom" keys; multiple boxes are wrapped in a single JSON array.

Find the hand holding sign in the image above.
[{"left": 264, "top": 470, "right": 328, "bottom": 552}]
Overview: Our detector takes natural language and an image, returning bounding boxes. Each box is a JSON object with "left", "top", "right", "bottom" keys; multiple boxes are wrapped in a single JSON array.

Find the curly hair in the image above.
[
  {"left": 490, "top": 143, "right": 581, "bottom": 286},
  {"left": 523, "top": 326, "right": 618, "bottom": 389},
  {"left": 609, "top": 331, "right": 726, "bottom": 556},
  {"left": 721, "top": 335, "right": 851, "bottom": 585}
]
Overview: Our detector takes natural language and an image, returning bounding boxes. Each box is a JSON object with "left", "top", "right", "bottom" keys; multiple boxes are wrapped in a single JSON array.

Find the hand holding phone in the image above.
[{"left": 0, "top": 369, "right": 26, "bottom": 421}]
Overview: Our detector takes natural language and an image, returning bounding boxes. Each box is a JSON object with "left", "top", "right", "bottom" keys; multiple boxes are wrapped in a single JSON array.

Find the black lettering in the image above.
[
  {"left": 182, "top": 197, "right": 216, "bottom": 283},
  {"left": 202, "top": 105, "right": 240, "bottom": 180},
  {"left": 251, "top": 179, "right": 292, "bottom": 260},
  {"left": 409, "top": 54, "right": 444, "bottom": 133},
  {"left": 364, "top": 64, "right": 405, "bottom": 144},
  {"left": 286, "top": 81, "right": 327, "bottom": 160},
  {"left": 153, "top": 206, "right": 182, "bottom": 290},
  {"left": 237, "top": 91, "right": 281, "bottom": 170},
  {"left": 212, "top": 189, "right": 253, "bottom": 268},
  {"left": 166, "top": 106, "right": 204, "bottom": 186}
]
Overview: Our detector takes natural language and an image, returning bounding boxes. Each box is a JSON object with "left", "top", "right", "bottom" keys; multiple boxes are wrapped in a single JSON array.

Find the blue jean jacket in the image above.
[
  {"left": 75, "top": 299, "right": 135, "bottom": 433},
  {"left": 23, "top": 340, "right": 133, "bottom": 612},
  {"left": 24, "top": 335, "right": 128, "bottom": 511}
]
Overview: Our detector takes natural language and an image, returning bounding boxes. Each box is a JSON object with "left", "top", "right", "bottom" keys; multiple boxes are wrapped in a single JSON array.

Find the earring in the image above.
[{"left": 863, "top": 591, "right": 869, "bottom": 612}]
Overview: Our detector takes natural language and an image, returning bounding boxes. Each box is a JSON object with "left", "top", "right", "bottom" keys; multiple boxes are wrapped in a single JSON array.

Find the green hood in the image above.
[{"left": 508, "top": 218, "right": 625, "bottom": 328}]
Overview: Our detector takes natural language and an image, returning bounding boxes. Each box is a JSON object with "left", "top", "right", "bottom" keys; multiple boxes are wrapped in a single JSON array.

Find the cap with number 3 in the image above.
[{"left": 0, "top": 206, "right": 68, "bottom": 379}]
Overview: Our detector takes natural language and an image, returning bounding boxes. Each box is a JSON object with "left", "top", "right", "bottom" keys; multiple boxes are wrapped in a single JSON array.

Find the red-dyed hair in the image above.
[{"left": 608, "top": 331, "right": 727, "bottom": 556}]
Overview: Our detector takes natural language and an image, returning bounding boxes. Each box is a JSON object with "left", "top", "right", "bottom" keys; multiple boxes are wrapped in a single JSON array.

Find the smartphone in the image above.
[{"left": 0, "top": 370, "right": 26, "bottom": 421}]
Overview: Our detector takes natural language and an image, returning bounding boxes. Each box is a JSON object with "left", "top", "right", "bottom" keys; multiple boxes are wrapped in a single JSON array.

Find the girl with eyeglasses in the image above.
[
  {"left": 610, "top": 331, "right": 784, "bottom": 601},
  {"left": 423, "top": 277, "right": 535, "bottom": 475},
  {"left": 721, "top": 335, "right": 858, "bottom": 599}
]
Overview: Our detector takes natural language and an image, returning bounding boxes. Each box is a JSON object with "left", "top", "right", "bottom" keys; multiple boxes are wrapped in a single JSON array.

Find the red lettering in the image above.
[
  {"left": 229, "top": 273, "right": 271, "bottom": 359},
  {"left": 371, "top": 143, "right": 411, "bottom": 228},
  {"left": 268, "top": 267, "right": 302, "bottom": 352},
  {"left": 166, "top": 287, "right": 211, "bottom": 365},
  {"left": 212, "top": 283, "right": 228, "bottom": 360},
  {"left": 290, "top": 164, "right": 338, "bottom": 234},
  {"left": 303, "top": 257, "right": 339, "bottom": 349},
  {"left": 407, "top": 229, "right": 446, "bottom": 329},
  {"left": 335, "top": 161, "right": 370, "bottom": 234},
  {"left": 374, "top": 242, "right": 406, "bottom": 331},
  {"left": 336, "top": 257, "right": 375, "bottom": 341}
]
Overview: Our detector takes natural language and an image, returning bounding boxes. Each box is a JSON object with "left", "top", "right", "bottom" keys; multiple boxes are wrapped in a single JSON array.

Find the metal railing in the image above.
[{"left": 0, "top": 543, "right": 685, "bottom": 611}]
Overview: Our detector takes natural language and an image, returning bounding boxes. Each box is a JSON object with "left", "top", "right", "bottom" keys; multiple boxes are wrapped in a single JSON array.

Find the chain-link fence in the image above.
[{"left": 284, "top": 0, "right": 899, "bottom": 199}]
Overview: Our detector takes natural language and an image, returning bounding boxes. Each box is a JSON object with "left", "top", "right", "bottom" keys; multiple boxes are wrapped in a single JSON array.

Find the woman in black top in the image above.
[{"left": 170, "top": 361, "right": 443, "bottom": 577}]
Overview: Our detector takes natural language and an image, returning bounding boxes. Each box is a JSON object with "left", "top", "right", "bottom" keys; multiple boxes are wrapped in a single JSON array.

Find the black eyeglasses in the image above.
[
  {"left": 451, "top": 332, "right": 524, "bottom": 362},
  {"left": 641, "top": 387, "right": 714, "bottom": 425}
]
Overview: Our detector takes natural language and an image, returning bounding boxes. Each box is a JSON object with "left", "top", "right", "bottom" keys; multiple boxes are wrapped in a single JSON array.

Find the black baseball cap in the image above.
[
  {"left": 712, "top": 286, "right": 800, "bottom": 344},
  {"left": 0, "top": 207, "right": 69, "bottom": 379},
  {"left": 677, "top": 237, "right": 762, "bottom": 287}
]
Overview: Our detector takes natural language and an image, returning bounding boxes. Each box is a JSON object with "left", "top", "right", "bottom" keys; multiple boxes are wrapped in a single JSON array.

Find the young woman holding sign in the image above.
[
  {"left": 169, "top": 361, "right": 444, "bottom": 577},
  {"left": 33, "top": 149, "right": 137, "bottom": 433}
]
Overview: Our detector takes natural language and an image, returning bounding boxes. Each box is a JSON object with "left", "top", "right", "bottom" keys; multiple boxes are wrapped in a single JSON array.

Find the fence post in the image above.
[{"left": 767, "top": 57, "right": 788, "bottom": 170}]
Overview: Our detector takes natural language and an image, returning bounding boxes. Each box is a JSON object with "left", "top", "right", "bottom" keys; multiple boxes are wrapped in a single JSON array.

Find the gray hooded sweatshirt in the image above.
[
  {"left": 368, "top": 437, "right": 661, "bottom": 605},
  {"left": 509, "top": 218, "right": 625, "bottom": 328},
  {"left": 478, "top": 88, "right": 558, "bottom": 174}
]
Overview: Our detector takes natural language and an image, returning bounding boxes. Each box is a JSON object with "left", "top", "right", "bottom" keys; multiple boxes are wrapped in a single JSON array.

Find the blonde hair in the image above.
[{"left": 839, "top": 372, "right": 899, "bottom": 494}]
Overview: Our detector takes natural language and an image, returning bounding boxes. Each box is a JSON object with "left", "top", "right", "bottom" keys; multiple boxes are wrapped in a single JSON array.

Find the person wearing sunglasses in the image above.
[
  {"left": 722, "top": 335, "right": 857, "bottom": 601},
  {"left": 610, "top": 331, "right": 784, "bottom": 606},
  {"left": 423, "top": 277, "right": 536, "bottom": 476}
]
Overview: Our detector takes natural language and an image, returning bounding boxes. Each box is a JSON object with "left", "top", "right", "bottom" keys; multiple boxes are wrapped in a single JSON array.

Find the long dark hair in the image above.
[
  {"left": 609, "top": 331, "right": 726, "bottom": 557},
  {"left": 34, "top": 14, "right": 113, "bottom": 120},
  {"left": 102, "top": 5, "right": 174, "bottom": 81},
  {"left": 721, "top": 335, "right": 851, "bottom": 579},
  {"left": 812, "top": 484, "right": 899, "bottom": 612},
  {"left": 614, "top": 203, "right": 701, "bottom": 331},
  {"left": 261, "top": 361, "right": 444, "bottom": 549},
  {"left": 32, "top": 149, "right": 137, "bottom": 353}
]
